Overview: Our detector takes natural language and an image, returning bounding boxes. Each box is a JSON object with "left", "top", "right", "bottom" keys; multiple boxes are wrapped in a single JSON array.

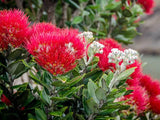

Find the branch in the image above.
[
  {"left": 71, "top": 2, "right": 89, "bottom": 20},
  {"left": 42, "top": 0, "right": 57, "bottom": 24},
  {"left": 60, "top": 2, "right": 68, "bottom": 27},
  {"left": 15, "top": 0, "right": 24, "bottom": 10}
]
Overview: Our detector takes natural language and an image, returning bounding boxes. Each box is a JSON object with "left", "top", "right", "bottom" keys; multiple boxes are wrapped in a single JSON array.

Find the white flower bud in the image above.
[{"left": 78, "top": 31, "right": 93, "bottom": 43}]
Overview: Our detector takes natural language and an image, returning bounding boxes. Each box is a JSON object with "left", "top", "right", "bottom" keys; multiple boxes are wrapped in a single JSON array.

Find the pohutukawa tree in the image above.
[{"left": 0, "top": 0, "right": 160, "bottom": 120}]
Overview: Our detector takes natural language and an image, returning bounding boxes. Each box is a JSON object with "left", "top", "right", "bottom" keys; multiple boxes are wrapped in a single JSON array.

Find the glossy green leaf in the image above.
[
  {"left": 50, "top": 107, "right": 68, "bottom": 117},
  {"left": 28, "top": 113, "right": 36, "bottom": 120},
  {"left": 40, "top": 89, "right": 51, "bottom": 105},
  {"left": 116, "top": 67, "right": 136, "bottom": 81},
  {"left": 86, "top": 98, "right": 98, "bottom": 113},
  {"left": 35, "top": 108, "right": 47, "bottom": 120},
  {"left": 88, "top": 79, "right": 99, "bottom": 104},
  {"left": 106, "top": 71, "right": 113, "bottom": 86},
  {"left": 62, "top": 85, "right": 84, "bottom": 97},
  {"left": 95, "top": 88, "right": 106, "bottom": 101},
  {"left": 72, "top": 16, "right": 83, "bottom": 24},
  {"left": 51, "top": 96, "right": 73, "bottom": 102},
  {"left": 7, "top": 48, "right": 25, "bottom": 61}
]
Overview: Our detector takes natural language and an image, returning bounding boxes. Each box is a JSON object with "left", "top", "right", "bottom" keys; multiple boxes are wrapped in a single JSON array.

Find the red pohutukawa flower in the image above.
[
  {"left": 1, "top": 94, "right": 11, "bottom": 106},
  {"left": 96, "top": 38, "right": 122, "bottom": 71},
  {"left": 0, "top": 9, "right": 30, "bottom": 50},
  {"left": 126, "top": 78, "right": 140, "bottom": 86},
  {"left": 27, "top": 23, "right": 85, "bottom": 75},
  {"left": 31, "top": 22, "right": 60, "bottom": 35},
  {"left": 139, "top": 75, "right": 160, "bottom": 96},
  {"left": 126, "top": 60, "right": 143, "bottom": 79},
  {"left": 137, "top": 0, "right": 154, "bottom": 14},
  {"left": 122, "top": 86, "right": 149, "bottom": 114},
  {"left": 149, "top": 95, "right": 160, "bottom": 114}
]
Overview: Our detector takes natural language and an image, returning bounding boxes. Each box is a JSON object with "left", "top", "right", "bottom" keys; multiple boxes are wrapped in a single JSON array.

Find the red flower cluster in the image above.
[
  {"left": 150, "top": 95, "right": 160, "bottom": 114},
  {"left": 27, "top": 23, "right": 85, "bottom": 75},
  {"left": 96, "top": 38, "right": 122, "bottom": 71},
  {"left": 1, "top": 94, "right": 11, "bottom": 106},
  {"left": 126, "top": 65, "right": 160, "bottom": 114},
  {"left": 0, "top": 9, "right": 30, "bottom": 50},
  {"left": 96, "top": 39, "right": 160, "bottom": 114},
  {"left": 137, "top": 0, "right": 154, "bottom": 14},
  {"left": 122, "top": 86, "right": 149, "bottom": 114}
]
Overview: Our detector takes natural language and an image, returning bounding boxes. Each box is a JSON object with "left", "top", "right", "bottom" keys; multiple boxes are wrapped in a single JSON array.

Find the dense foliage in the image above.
[{"left": 0, "top": 0, "right": 159, "bottom": 120}]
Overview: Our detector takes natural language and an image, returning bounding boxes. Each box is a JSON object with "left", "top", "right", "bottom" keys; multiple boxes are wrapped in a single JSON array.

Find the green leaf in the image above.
[
  {"left": 63, "top": 112, "right": 74, "bottom": 120},
  {"left": 12, "top": 83, "right": 28, "bottom": 89},
  {"left": 28, "top": 113, "right": 36, "bottom": 120},
  {"left": 7, "top": 48, "right": 25, "bottom": 61},
  {"left": 82, "top": 10, "right": 90, "bottom": 17},
  {"left": 62, "top": 85, "right": 84, "bottom": 97},
  {"left": 65, "top": 0, "right": 80, "bottom": 9},
  {"left": 8, "top": 61, "right": 25, "bottom": 75},
  {"left": 101, "top": 103, "right": 130, "bottom": 110},
  {"left": 95, "top": 88, "right": 106, "bottom": 101},
  {"left": 99, "top": 74, "right": 108, "bottom": 91},
  {"left": 86, "top": 98, "right": 98, "bottom": 113},
  {"left": 116, "top": 67, "right": 136, "bottom": 81},
  {"left": 35, "top": 108, "right": 47, "bottom": 120},
  {"left": 105, "top": 2, "right": 121, "bottom": 11},
  {"left": 29, "top": 71, "right": 50, "bottom": 89},
  {"left": 53, "top": 74, "right": 85, "bottom": 87},
  {"left": 49, "top": 107, "right": 68, "bottom": 117},
  {"left": 98, "top": 109, "right": 119, "bottom": 116},
  {"left": 52, "top": 80, "right": 66, "bottom": 87},
  {"left": 76, "top": 114, "right": 85, "bottom": 120},
  {"left": 89, "top": 28, "right": 106, "bottom": 36},
  {"left": 106, "top": 71, "right": 113, "bottom": 86},
  {"left": 124, "top": 89, "right": 133, "bottom": 95},
  {"left": 51, "top": 97, "right": 73, "bottom": 102},
  {"left": 84, "top": 68, "right": 103, "bottom": 84},
  {"left": 40, "top": 89, "right": 51, "bottom": 105},
  {"left": 88, "top": 79, "right": 99, "bottom": 104},
  {"left": 67, "top": 74, "right": 85, "bottom": 86},
  {"left": 122, "top": 9, "right": 132, "bottom": 17},
  {"left": 72, "top": 16, "right": 83, "bottom": 24},
  {"left": 23, "top": 93, "right": 35, "bottom": 106},
  {"left": 22, "top": 59, "right": 33, "bottom": 69}
]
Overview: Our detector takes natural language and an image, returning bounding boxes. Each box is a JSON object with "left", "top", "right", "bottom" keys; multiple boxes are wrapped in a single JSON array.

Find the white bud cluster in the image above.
[
  {"left": 89, "top": 41, "right": 104, "bottom": 54},
  {"left": 78, "top": 31, "right": 93, "bottom": 43},
  {"left": 108, "top": 48, "right": 139, "bottom": 65},
  {"left": 108, "top": 48, "right": 123, "bottom": 63},
  {"left": 123, "top": 49, "right": 139, "bottom": 64}
]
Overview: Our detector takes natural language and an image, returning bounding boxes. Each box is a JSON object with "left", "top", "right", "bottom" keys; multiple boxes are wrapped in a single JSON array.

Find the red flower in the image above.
[
  {"left": 122, "top": 86, "right": 149, "bottom": 114},
  {"left": 126, "top": 78, "right": 140, "bottom": 86},
  {"left": 140, "top": 75, "right": 160, "bottom": 96},
  {"left": 96, "top": 38, "right": 122, "bottom": 71},
  {"left": 126, "top": 60, "right": 143, "bottom": 79},
  {"left": 150, "top": 95, "right": 160, "bottom": 114},
  {"left": 137, "top": 0, "right": 154, "bottom": 14},
  {"left": 0, "top": 9, "right": 30, "bottom": 50},
  {"left": 27, "top": 23, "right": 85, "bottom": 75},
  {"left": 31, "top": 22, "right": 60, "bottom": 35},
  {"left": 1, "top": 94, "right": 11, "bottom": 106}
]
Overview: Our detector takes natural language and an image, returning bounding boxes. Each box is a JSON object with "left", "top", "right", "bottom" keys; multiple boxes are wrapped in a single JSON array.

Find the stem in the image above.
[
  {"left": 107, "top": 16, "right": 113, "bottom": 38},
  {"left": 108, "top": 70, "right": 119, "bottom": 89},
  {"left": 88, "top": 113, "right": 95, "bottom": 120},
  {"left": 9, "top": 74, "right": 13, "bottom": 94}
]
